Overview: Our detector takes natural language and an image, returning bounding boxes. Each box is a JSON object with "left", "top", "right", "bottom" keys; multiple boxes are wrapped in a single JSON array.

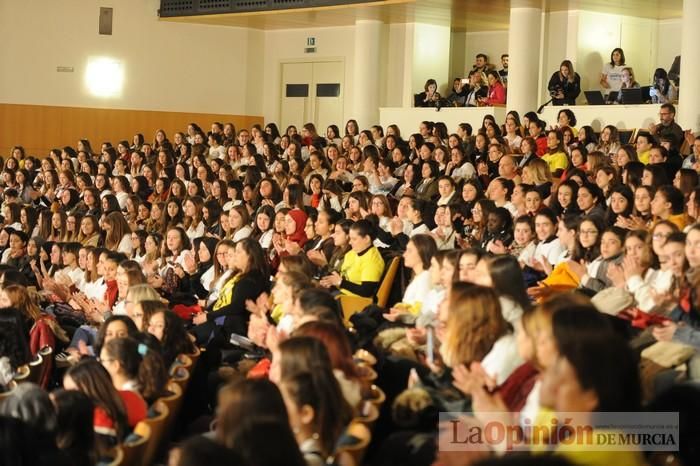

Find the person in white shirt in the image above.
[
  {"left": 183, "top": 197, "right": 206, "bottom": 240},
  {"left": 531, "top": 209, "right": 565, "bottom": 272},
  {"left": 102, "top": 211, "right": 134, "bottom": 256},
  {"left": 226, "top": 205, "right": 253, "bottom": 243},
  {"left": 431, "top": 205, "right": 456, "bottom": 250},
  {"left": 54, "top": 242, "right": 84, "bottom": 289},
  {"left": 404, "top": 198, "right": 430, "bottom": 237},
  {"left": 600, "top": 47, "right": 627, "bottom": 94},
  {"left": 112, "top": 176, "right": 131, "bottom": 211},
  {"left": 207, "top": 133, "right": 227, "bottom": 160},
  {"left": 446, "top": 147, "right": 476, "bottom": 182},
  {"left": 488, "top": 177, "right": 519, "bottom": 218},
  {"left": 616, "top": 230, "right": 673, "bottom": 312},
  {"left": 383, "top": 234, "right": 438, "bottom": 322}
]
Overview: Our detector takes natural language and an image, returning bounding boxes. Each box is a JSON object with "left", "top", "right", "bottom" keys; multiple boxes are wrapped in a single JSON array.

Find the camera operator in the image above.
[{"left": 547, "top": 60, "right": 580, "bottom": 106}]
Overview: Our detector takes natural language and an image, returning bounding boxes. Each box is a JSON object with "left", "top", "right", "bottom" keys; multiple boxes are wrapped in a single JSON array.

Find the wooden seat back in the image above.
[
  {"left": 140, "top": 401, "right": 170, "bottom": 466},
  {"left": 121, "top": 422, "right": 151, "bottom": 466}
]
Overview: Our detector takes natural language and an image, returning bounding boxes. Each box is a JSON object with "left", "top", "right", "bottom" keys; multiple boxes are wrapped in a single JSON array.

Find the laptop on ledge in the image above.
[
  {"left": 621, "top": 88, "right": 643, "bottom": 104},
  {"left": 584, "top": 91, "right": 606, "bottom": 105}
]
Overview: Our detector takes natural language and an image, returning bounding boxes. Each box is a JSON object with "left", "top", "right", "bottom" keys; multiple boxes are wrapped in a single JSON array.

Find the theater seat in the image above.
[{"left": 338, "top": 256, "right": 401, "bottom": 324}]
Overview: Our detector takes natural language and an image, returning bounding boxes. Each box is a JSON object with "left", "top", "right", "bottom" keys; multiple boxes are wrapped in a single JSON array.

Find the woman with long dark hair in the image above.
[{"left": 193, "top": 238, "right": 270, "bottom": 342}]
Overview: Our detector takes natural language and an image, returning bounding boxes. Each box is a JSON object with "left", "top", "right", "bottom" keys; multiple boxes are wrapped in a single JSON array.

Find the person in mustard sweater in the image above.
[
  {"left": 319, "top": 219, "right": 384, "bottom": 298},
  {"left": 635, "top": 131, "right": 654, "bottom": 165},
  {"left": 542, "top": 130, "right": 569, "bottom": 177},
  {"left": 651, "top": 185, "right": 688, "bottom": 231}
]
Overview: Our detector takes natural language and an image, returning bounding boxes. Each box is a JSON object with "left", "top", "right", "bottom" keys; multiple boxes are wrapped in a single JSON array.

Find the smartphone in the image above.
[
  {"left": 461, "top": 78, "right": 469, "bottom": 84},
  {"left": 426, "top": 326, "right": 434, "bottom": 365}
]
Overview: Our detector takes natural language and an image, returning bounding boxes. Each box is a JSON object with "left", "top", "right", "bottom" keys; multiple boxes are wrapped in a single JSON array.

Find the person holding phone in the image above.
[
  {"left": 445, "top": 77, "right": 467, "bottom": 107},
  {"left": 649, "top": 68, "right": 677, "bottom": 104}
]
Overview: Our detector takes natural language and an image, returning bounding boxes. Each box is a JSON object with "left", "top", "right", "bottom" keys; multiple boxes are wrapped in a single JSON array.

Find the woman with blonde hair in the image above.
[
  {"left": 615, "top": 67, "right": 640, "bottom": 103},
  {"left": 586, "top": 151, "right": 607, "bottom": 178},
  {"left": 123, "top": 285, "right": 162, "bottom": 331},
  {"left": 438, "top": 283, "right": 521, "bottom": 385},
  {"left": 521, "top": 158, "right": 553, "bottom": 200},
  {"left": 77, "top": 215, "right": 100, "bottom": 247}
]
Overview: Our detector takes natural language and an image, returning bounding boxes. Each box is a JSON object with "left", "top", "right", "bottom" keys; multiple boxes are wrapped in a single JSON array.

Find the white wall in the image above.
[
  {"left": 0, "top": 0, "right": 258, "bottom": 115},
  {"left": 262, "top": 26, "right": 356, "bottom": 126}
]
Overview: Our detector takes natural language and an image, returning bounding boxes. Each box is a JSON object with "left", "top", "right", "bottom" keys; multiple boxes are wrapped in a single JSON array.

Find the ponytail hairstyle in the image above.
[
  {"left": 102, "top": 335, "right": 167, "bottom": 404},
  {"left": 277, "top": 337, "right": 354, "bottom": 458}
]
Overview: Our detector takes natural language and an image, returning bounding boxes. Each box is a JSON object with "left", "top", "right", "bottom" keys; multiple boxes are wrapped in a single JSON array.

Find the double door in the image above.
[{"left": 280, "top": 60, "right": 344, "bottom": 132}]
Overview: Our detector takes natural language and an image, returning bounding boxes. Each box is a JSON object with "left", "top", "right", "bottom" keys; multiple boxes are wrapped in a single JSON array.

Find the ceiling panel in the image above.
[{"left": 160, "top": 0, "right": 682, "bottom": 31}]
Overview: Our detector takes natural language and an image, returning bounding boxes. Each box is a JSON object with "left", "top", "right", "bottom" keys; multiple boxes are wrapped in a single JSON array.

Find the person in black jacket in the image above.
[
  {"left": 192, "top": 238, "right": 270, "bottom": 343},
  {"left": 548, "top": 60, "right": 581, "bottom": 106},
  {"left": 414, "top": 79, "right": 441, "bottom": 108}
]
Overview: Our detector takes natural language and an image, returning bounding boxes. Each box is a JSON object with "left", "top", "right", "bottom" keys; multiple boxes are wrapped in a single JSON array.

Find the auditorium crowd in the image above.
[{"left": 0, "top": 103, "right": 699, "bottom": 466}]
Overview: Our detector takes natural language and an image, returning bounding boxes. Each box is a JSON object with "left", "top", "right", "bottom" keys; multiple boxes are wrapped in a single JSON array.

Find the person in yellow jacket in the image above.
[
  {"left": 636, "top": 131, "right": 654, "bottom": 164},
  {"left": 319, "top": 219, "right": 384, "bottom": 298},
  {"left": 542, "top": 130, "right": 569, "bottom": 177}
]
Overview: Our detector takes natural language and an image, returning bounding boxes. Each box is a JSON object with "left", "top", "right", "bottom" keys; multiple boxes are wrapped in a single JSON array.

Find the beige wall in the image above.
[
  {"left": 656, "top": 19, "right": 681, "bottom": 73},
  {"left": 0, "top": 0, "right": 683, "bottom": 135},
  {"left": 0, "top": 0, "right": 258, "bottom": 116},
  {"left": 464, "top": 31, "right": 509, "bottom": 75},
  {"left": 384, "top": 23, "right": 410, "bottom": 108},
  {"left": 576, "top": 11, "right": 658, "bottom": 95},
  {"left": 538, "top": 10, "right": 679, "bottom": 106},
  {"left": 411, "top": 23, "right": 452, "bottom": 96}
]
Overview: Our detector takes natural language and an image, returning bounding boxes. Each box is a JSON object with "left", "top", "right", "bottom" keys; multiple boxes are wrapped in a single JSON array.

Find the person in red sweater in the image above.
[
  {"left": 479, "top": 70, "right": 507, "bottom": 106},
  {"left": 64, "top": 359, "right": 145, "bottom": 447},
  {"left": 528, "top": 119, "right": 548, "bottom": 156}
]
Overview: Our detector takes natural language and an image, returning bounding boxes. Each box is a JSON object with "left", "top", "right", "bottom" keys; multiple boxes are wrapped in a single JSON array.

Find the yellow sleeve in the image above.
[{"left": 359, "top": 249, "right": 384, "bottom": 283}]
